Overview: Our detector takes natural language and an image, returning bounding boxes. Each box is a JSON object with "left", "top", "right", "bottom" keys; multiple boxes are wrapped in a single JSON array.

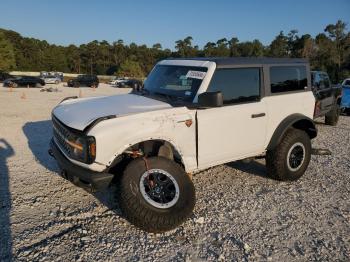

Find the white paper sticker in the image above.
[{"left": 186, "top": 70, "right": 206, "bottom": 80}]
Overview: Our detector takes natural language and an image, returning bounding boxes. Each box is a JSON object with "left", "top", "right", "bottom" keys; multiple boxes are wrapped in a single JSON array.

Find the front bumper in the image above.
[{"left": 49, "top": 139, "right": 114, "bottom": 192}]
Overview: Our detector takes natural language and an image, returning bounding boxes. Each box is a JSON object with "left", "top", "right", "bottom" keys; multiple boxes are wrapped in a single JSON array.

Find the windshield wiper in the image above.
[
  {"left": 153, "top": 92, "right": 175, "bottom": 103},
  {"left": 138, "top": 89, "right": 184, "bottom": 105}
]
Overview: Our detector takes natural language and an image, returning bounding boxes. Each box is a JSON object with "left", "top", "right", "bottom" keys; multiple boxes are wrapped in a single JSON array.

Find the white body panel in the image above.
[
  {"left": 263, "top": 92, "right": 315, "bottom": 148},
  {"left": 88, "top": 107, "right": 198, "bottom": 172},
  {"left": 197, "top": 100, "right": 267, "bottom": 170},
  {"left": 53, "top": 94, "right": 172, "bottom": 130}
]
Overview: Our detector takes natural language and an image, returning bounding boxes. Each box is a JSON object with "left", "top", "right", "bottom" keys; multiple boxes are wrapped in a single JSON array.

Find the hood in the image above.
[{"left": 52, "top": 94, "right": 172, "bottom": 130}]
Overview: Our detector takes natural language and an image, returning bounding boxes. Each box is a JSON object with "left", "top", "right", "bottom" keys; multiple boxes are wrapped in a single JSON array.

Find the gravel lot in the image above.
[{"left": 0, "top": 83, "right": 349, "bottom": 261}]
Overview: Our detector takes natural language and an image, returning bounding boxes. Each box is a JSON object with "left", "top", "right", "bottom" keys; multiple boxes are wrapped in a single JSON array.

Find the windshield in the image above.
[{"left": 143, "top": 65, "right": 208, "bottom": 103}]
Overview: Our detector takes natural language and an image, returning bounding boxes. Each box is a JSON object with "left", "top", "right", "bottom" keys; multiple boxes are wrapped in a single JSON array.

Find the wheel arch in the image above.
[
  {"left": 106, "top": 137, "right": 187, "bottom": 172},
  {"left": 267, "top": 114, "right": 317, "bottom": 151}
]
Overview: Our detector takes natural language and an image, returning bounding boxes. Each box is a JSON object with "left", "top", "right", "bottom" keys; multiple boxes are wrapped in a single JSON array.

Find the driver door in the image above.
[{"left": 197, "top": 67, "right": 267, "bottom": 169}]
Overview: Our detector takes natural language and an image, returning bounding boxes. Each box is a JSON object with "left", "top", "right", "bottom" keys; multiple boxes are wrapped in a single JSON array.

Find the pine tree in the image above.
[{"left": 0, "top": 32, "right": 15, "bottom": 71}]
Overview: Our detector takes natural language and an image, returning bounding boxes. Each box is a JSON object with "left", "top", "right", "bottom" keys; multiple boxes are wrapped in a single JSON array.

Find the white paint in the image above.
[
  {"left": 88, "top": 107, "right": 198, "bottom": 172},
  {"left": 53, "top": 94, "right": 172, "bottom": 130},
  {"left": 197, "top": 100, "right": 267, "bottom": 169},
  {"left": 52, "top": 58, "right": 316, "bottom": 174}
]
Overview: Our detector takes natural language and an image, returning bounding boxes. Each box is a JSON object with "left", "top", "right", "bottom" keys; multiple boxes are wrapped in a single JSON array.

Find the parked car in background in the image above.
[
  {"left": 67, "top": 75, "right": 99, "bottom": 88},
  {"left": 341, "top": 78, "right": 350, "bottom": 114},
  {"left": 116, "top": 79, "right": 142, "bottom": 90},
  {"left": 311, "top": 71, "right": 342, "bottom": 125},
  {"left": 108, "top": 77, "right": 128, "bottom": 85},
  {"left": 42, "top": 75, "right": 61, "bottom": 84},
  {"left": 40, "top": 71, "right": 64, "bottom": 81},
  {"left": 0, "top": 71, "right": 12, "bottom": 82},
  {"left": 3, "top": 76, "right": 45, "bottom": 88}
]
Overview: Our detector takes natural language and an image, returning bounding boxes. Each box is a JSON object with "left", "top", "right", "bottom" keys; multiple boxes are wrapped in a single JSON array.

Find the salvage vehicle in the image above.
[
  {"left": 3, "top": 76, "right": 45, "bottom": 88},
  {"left": 67, "top": 75, "right": 99, "bottom": 88},
  {"left": 49, "top": 57, "right": 317, "bottom": 232},
  {"left": 341, "top": 78, "right": 350, "bottom": 114},
  {"left": 311, "top": 71, "right": 342, "bottom": 125},
  {"left": 108, "top": 77, "right": 128, "bottom": 85},
  {"left": 40, "top": 71, "right": 64, "bottom": 81},
  {"left": 0, "top": 71, "right": 12, "bottom": 82},
  {"left": 116, "top": 79, "right": 142, "bottom": 89},
  {"left": 41, "top": 75, "right": 61, "bottom": 84}
]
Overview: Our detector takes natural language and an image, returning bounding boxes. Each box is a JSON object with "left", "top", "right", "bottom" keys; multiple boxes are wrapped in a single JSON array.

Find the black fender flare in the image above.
[{"left": 266, "top": 114, "right": 317, "bottom": 150}]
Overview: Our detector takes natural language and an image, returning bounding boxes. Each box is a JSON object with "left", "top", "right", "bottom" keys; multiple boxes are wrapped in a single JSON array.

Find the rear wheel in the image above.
[
  {"left": 325, "top": 103, "right": 340, "bottom": 126},
  {"left": 117, "top": 157, "right": 195, "bottom": 233},
  {"left": 266, "top": 128, "right": 311, "bottom": 181}
]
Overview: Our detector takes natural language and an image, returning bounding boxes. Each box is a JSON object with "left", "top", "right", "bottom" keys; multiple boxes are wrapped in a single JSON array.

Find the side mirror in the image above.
[{"left": 198, "top": 91, "right": 223, "bottom": 108}]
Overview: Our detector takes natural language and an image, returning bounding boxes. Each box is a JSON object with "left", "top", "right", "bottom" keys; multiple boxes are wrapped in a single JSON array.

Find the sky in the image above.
[{"left": 0, "top": 0, "right": 349, "bottom": 49}]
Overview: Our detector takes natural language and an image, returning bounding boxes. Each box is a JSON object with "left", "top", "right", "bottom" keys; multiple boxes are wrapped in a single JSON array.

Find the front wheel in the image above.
[
  {"left": 325, "top": 103, "right": 340, "bottom": 126},
  {"left": 117, "top": 157, "right": 195, "bottom": 233},
  {"left": 266, "top": 128, "right": 311, "bottom": 181}
]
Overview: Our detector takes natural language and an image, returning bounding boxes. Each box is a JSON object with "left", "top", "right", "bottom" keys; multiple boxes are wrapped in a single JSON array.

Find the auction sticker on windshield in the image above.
[{"left": 186, "top": 70, "right": 206, "bottom": 80}]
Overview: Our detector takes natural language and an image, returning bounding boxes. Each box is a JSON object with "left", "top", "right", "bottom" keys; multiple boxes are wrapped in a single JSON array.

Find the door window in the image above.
[{"left": 207, "top": 68, "right": 261, "bottom": 104}]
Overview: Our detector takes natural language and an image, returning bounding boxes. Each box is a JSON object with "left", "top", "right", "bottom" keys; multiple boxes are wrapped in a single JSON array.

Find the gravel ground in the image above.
[{"left": 0, "top": 83, "right": 349, "bottom": 261}]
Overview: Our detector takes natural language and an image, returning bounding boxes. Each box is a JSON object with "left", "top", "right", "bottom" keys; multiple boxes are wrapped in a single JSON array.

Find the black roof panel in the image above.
[{"left": 167, "top": 57, "right": 309, "bottom": 67}]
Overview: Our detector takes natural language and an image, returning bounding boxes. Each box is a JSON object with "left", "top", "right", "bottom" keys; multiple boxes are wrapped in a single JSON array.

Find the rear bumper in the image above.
[{"left": 49, "top": 139, "right": 114, "bottom": 192}]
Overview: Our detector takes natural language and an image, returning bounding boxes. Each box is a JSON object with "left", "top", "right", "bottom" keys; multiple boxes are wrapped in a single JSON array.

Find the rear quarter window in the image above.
[{"left": 270, "top": 66, "right": 307, "bottom": 93}]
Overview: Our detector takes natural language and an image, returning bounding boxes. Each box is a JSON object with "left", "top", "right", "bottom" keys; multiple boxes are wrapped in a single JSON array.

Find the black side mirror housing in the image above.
[{"left": 198, "top": 91, "right": 223, "bottom": 108}]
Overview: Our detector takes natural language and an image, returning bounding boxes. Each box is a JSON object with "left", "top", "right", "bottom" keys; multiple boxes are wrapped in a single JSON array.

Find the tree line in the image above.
[{"left": 0, "top": 20, "right": 349, "bottom": 82}]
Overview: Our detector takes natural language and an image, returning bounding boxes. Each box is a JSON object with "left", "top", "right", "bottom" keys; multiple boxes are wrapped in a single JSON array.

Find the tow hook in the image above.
[{"left": 311, "top": 148, "right": 332, "bottom": 156}]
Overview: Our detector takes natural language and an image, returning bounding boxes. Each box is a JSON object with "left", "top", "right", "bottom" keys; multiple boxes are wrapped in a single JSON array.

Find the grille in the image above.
[{"left": 52, "top": 116, "right": 76, "bottom": 156}]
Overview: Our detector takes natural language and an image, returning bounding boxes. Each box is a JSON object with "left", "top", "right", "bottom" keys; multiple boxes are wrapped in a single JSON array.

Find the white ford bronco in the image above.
[{"left": 49, "top": 57, "right": 317, "bottom": 232}]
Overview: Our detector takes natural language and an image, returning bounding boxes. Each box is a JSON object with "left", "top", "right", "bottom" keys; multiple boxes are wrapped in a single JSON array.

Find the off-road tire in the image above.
[
  {"left": 117, "top": 157, "right": 195, "bottom": 233},
  {"left": 266, "top": 128, "right": 311, "bottom": 181},
  {"left": 325, "top": 103, "right": 340, "bottom": 126}
]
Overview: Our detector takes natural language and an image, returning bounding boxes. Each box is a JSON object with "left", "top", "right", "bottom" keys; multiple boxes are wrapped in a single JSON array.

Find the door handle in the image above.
[{"left": 251, "top": 113, "right": 266, "bottom": 118}]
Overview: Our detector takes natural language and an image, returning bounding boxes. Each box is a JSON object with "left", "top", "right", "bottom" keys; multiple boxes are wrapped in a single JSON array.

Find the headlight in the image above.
[{"left": 66, "top": 135, "right": 96, "bottom": 164}]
